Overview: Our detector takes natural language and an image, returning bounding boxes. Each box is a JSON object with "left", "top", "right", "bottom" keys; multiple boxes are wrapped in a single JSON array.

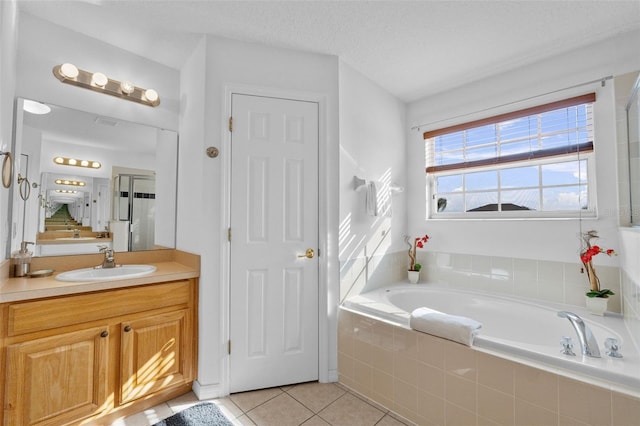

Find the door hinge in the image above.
[
  {"left": 228, "top": 116, "right": 233, "bottom": 132},
  {"left": 227, "top": 227, "right": 231, "bottom": 242},
  {"left": 228, "top": 340, "right": 231, "bottom": 355}
]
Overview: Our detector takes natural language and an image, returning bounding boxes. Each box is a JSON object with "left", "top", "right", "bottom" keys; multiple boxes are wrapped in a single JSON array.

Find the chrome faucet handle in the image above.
[
  {"left": 97, "top": 245, "right": 109, "bottom": 252},
  {"left": 604, "top": 337, "right": 623, "bottom": 358},
  {"left": 560, "top": 336, "right": 576, "bottom": 356}
]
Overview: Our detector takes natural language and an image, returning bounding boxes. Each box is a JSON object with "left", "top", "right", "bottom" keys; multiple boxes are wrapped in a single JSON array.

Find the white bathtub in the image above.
[{"left": 342, "top": 283, "right": 640, "bottom": 396}]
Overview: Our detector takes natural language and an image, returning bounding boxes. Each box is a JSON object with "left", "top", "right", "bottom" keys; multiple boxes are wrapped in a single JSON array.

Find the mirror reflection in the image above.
[
  {"left": 628, "top": 78, "right": 640, "bottom": 226},
  {"left": 10, "top": 98, "right": 177, "bottom": 257}
]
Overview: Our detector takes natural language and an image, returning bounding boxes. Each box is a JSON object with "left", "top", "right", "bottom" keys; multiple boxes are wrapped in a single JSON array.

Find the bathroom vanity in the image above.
[{"left": 0, "top": 249, "right": 199, "bottom": 426}]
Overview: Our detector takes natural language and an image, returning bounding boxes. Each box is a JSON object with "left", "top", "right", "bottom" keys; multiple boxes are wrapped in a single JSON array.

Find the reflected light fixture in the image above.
[
  {"left": 53, "top": 63, "right": 160, "bottom": 107},
  {"left": 22, "top": 99, "right": 51, "bottom": 115},
  {"left": 55, "top": 189, "right": 77, "bottom": 194},
  {"left": 53, "top": 156, "right": 101, "bottom": 169},
  {"left": 55, "top": 179, "right": 86, "bottom": 187}
]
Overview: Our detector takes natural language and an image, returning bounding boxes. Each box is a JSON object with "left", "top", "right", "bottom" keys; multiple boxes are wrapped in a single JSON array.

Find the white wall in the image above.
[
  {"left": 406, "top": 29, "right": 640, "bottom": 266},
  {"left": 16, "top": 13, "right": 179, "bottom": 131},
  {"left": 178, "top": 35, "right": 340, "bottom": 397},
  {"left": 338, "top": 62, "right": 408, "bottom": 300},
  {"left": 0, "top": 0, "right": 18, "bottom": 259}
]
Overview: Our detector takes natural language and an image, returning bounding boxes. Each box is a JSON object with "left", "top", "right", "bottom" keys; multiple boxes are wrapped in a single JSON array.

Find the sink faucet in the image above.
[
  {"left": 73, "top": 229, "right": 80, "bottom": 238},
  {"left": 557, "top": 311, "right": 601, "bottom": 358},
  {"left": 98, "top": 245, "right": 116, "bottom": 268}
]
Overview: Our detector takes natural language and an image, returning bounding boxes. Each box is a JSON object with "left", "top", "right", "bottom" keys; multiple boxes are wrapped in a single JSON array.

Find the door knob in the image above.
[{"left": 297, "top": 248, "right": 315, "bottom": 259}]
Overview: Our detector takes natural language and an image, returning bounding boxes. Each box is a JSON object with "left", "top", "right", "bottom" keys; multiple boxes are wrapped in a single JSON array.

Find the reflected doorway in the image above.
[{"left": 113, "top": 174, "right": 155, "bottom": 251}]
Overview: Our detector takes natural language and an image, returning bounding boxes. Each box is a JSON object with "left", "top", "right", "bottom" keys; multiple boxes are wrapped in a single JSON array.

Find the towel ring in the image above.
[
  {"left": 17, "top": 174, "right": 31, "bottom": 200},
  {"left": 1, "top": 151, "right": 13, "bottom": 188}
]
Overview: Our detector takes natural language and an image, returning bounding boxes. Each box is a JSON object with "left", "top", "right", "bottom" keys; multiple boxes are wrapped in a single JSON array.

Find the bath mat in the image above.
[{"left": 153, "top": 403, "right": 234, "bottom": 426}]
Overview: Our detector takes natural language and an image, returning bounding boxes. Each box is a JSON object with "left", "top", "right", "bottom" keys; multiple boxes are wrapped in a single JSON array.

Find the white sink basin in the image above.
[
  {"left": 55, "top": 265, "right": 157, "bottom": 282},
  {"left": 55, "top": 237, "right": 97, "bottom": 241}
]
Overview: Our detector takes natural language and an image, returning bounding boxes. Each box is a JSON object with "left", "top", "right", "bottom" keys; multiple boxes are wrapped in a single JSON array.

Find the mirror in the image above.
[
  {"left": 8, "top": 98, "right": 177, "bottom": 257},
  {"left": 628, "top": 76, "right": 640, "bottom": 226}
]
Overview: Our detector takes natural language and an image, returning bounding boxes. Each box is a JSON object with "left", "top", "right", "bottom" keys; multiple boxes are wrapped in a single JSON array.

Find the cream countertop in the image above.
[{"left": 0, "top": 249, "right": 200, "bottom": 303}]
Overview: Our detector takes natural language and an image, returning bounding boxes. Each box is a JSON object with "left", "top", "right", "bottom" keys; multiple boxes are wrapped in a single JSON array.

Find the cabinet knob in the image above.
[
  {"left": 100, "top": 330, "right": 109, "bottom": 338},
  {"left": 124, "top": 325, "right": 132, "bottom": 332}
]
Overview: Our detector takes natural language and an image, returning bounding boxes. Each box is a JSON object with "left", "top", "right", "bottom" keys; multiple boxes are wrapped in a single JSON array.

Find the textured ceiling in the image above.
[{"left": 17, "top": 0, "right": 640, "bottom": 102}]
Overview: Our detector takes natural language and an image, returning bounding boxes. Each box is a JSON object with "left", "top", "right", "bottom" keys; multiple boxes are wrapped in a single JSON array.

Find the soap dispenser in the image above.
[{"left": 12, "top": 241, "right": 34, "bottom": 277}]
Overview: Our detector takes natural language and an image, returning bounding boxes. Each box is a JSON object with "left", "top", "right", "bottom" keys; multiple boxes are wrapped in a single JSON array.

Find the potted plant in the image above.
[
  {"left": 580, "top": 230, "right": 617, "bottom": 315},
  {"left": 405, "top": 234, "right": 429, "bottom": 283}
]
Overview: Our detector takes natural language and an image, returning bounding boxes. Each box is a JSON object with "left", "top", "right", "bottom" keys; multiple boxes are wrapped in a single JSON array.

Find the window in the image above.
[{"left": 424, "top": 94, "right": 595, "bottom": 217}]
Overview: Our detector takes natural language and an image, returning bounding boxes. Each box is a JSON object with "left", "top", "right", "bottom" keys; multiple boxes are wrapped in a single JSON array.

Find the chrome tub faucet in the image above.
[{"left": 557, "top": 311, "right": 601, "bottom": 358}]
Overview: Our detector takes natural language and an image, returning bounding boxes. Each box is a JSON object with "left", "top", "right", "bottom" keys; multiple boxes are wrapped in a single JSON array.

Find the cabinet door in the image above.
[
  {"left": 120, "top": 310, "right": 191, "bottom": 404},
  {"left": 4, "top": 326, "right": 110, "bottom": 426}
]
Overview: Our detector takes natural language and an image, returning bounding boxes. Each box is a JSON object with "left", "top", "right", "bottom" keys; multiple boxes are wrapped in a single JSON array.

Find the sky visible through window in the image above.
[{"left": 429, "top": 104, "right": 591, "bottom": 213}]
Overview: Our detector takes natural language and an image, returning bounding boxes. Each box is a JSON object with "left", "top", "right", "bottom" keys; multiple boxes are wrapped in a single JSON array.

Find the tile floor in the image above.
[{"left": 112, "top": 382, "right": 409, "bottom": 426}]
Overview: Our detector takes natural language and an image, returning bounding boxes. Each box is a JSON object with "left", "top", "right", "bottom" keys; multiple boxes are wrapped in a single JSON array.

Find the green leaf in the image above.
[
  {"left": 586, "top": 289, "right": 614, "bottom": 298},
  {"left": 413, "top": 263, "right": 422, "bottom": 272}
]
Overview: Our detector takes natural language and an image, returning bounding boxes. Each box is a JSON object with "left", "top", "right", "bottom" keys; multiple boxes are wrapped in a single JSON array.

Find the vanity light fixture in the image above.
[
  {"left": 55, "top": 179, "right": 86, "bottom": 187},
  {"left": 55, "top": 189, "right": 77, "bottom": 194},
  {"left": 52, "top": 63, "right": 160, "bottom": 107},
  {"left": 53, "top": 156, "right": 101, "bottom": 169}
]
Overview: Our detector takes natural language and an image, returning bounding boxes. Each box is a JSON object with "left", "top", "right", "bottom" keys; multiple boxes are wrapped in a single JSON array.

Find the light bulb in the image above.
[
  {"left": 144, "top": 89, "right": 159, "bottom": 102},
  {"left": 59, "top": 63, "right": 79, "bottom": 79},
  {"left": 54, "top": 157, "right": 64, "bottom": 164},
  {"left": 91, "top": 161, "right": 101, "bottom": 168},
  {"left": 80, "top": 160, "right": 89, "bottom": 167},
  {"left": 120, "top": 80, "right": 135, "bottom": 94},
  {"left": 68, "top": 158, "right": 77, "bottom": 165},
  {"left": 92, "top": 72, "right": 108, "bottom": 87}
]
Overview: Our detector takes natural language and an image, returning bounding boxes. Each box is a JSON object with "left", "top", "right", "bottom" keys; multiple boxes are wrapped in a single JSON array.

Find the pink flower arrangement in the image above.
[
  {"left": 405, "top": 234, "right": 430, "bottom": 271},
  {"left": 580, "top": 230, "right": 617, "bottom": 298}
]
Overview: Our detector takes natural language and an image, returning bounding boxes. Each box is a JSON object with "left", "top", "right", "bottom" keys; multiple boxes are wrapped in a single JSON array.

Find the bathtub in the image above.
[{"left": 342, "top": 283, "right": 640, "bottom": 396}]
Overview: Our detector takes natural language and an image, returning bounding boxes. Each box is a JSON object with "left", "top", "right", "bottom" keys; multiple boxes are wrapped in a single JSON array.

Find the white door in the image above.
[{"left": 229, "top": 94, "right": 319, "bottom": 393}]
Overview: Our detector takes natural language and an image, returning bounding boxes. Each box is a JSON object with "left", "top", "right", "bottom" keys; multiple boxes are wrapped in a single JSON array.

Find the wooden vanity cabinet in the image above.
[{"left": 1, "top": 279, "right": 198, "bottom": 426}]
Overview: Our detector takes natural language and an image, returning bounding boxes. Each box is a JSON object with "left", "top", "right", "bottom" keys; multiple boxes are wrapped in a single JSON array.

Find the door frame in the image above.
[{"left": 219, "top": 84, "right": 335, "bottom": 395}]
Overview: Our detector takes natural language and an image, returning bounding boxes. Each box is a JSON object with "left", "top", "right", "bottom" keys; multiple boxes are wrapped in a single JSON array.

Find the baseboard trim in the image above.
[{"left": 192, "top": 380, "right": 224, "bottom": 399}]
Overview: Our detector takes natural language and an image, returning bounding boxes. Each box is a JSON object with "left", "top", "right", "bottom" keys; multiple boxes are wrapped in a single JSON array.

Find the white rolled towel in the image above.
[{"left": 409, "top": 307, "right": 482, "bottom": 346}]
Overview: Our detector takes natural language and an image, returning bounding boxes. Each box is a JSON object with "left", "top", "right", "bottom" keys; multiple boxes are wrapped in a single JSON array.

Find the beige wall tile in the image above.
[
  {"left": 445, "top": 402, "right": 476, "bottom": 426},
  {"left": 338, "top": 351, "right": 354, "bottom": 380},
  {"left": 372, "top": 369, "right": 394, "bottom": 402},
  {"left": 417, "top": 361, "right": 445, "bottom": 398},
  {"left": 394, "top": 327, "right": 418, "bottom": 359},
  {"left": 444, "top": 341, "right": 476, "bottom": 380},
  {"left": 417, "top": 390, "right": 445, "bottom": 426},
  {"left": 373, "top": 321, "right": 396, "bottom": 350},
  {"left": 445, "top": 373, "right": 476, "bottom": 413},
  {"left": 354, "top": 338, "right": 374, "bottom": 365},
  {"left": 514, "top": 364, "right": 559, "bottom": 412},
  {"left": 558, "top": 377, "right": 612, "bottom": 426},
  {"left": 371, "top": 345, "right": 394, "bottom": 375},
  {"left": 416, "top": 332, "right": 445, "bottom": 368},
  {"left": 393, "top": 378, "right": 418, "bottom": 414},
  {"left": 611, "top": 392, "right": 640, "bottom": 426},
  {"left": 394, "top": 353, "right": 418, "bottom": 386},
  {"left": 515, "top": 399, "right": 559, "bottom": 426},
  {"left": 353, "top": 359, "right": 373, "bottom": 392},
  {"left": 477, "top": 352, "right": 515, "bottom": 395},
  {"left": 559, "top": 415, "right": 590, "bottom": 426},
  {"left": 478, "top": 385, "right": 515, "bottom": 426}
]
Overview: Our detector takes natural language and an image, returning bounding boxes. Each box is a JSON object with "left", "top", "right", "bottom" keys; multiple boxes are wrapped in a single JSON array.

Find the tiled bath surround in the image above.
[
  {"left": 338, "top": 249, "right": 638, "bottom": 425},
  {"left": 619, "top": 228, "right": 640, "bottom": 352},
  {"left": 338, "top": 309, "right": 640, "bottom": 426},
  {"left": 340, "top": 249, "right": 622, "bottom": 313}
]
